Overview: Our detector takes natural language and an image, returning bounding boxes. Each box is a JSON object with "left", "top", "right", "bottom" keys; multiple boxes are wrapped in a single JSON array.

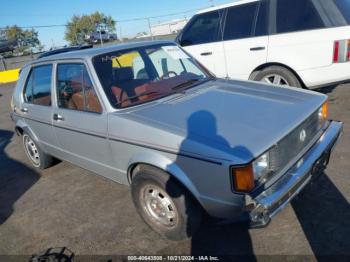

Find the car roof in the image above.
[
  {"left": 32, "top": 40, "right": 176, "bottom": 64},
  {"left": 197, "top": 0, "right": 260, "bottom": 14}
]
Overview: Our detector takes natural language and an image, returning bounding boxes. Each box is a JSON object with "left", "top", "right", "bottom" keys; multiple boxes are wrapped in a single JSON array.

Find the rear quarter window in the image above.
[
  {"left": 333, "top": 0, "right": 350, "bottom": 24},
  {"left": 276, "top": 0, "right": 325, "bottom": 34}
]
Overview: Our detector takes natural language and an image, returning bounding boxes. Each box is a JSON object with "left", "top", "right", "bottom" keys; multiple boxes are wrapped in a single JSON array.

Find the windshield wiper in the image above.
[
  {"left": 116, "top": 91, "right": 162, "bottom": 107},
  {"left": 171, "top": 78, "right": 202, "bottom": 91}
]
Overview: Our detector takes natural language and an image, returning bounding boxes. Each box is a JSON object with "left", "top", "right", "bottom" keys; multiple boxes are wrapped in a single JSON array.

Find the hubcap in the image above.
[
  {"left": 263, "top": 74, "right": 290, "bottom": 86},
  {"left": 142, "top": 185, "right": 178, "bottom": 228},
  {"left": 23, "top": 135, "right": 40, "bottom": 166}
]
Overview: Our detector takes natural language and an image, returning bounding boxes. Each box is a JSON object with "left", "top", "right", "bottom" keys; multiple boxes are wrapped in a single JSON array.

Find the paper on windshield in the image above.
[{"left": 162, "top": 46, "right": 190, "bottom": 60}]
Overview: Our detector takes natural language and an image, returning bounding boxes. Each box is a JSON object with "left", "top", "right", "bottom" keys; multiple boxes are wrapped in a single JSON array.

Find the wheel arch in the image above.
[
  {"left": 126, "top": 152, "right": 202, "bottom": 207},
  {"left": 249, "top": 62, "right": 306, "bottom": 88},
  {"left": 14, "top": 119, "right": 39, "bottom": 142}
]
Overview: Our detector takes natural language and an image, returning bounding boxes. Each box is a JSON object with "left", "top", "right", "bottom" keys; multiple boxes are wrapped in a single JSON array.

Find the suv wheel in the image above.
[
  {"left": 253, "top": 66, "right": 302, "bottom": 88},
  {"left": 22, "top": 132, "right": 54, "bottom": 169},
  {"left": 131, "top": 165, "right": 202, "bottom": 240}
]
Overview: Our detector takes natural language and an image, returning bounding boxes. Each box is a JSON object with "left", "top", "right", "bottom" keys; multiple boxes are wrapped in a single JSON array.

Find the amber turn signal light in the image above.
[
  {"left": 320, "top": 100, "right": 329, "bottom": 120},
  {"left": 232, "top": 165, "right": 255, "bottom": 193}
]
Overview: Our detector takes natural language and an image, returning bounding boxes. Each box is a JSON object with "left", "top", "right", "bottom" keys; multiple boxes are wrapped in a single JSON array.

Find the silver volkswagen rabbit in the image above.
[{"left": 11, "top": 41, "right": 343, "bottom": 240}]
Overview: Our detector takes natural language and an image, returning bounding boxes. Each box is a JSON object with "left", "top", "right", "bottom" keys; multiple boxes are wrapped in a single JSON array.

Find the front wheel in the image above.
[
  {"left": 131, "top": 165, "right": 202, "bottom": 240},
  {"left": 253, "top": 66, "right": 303, "bottom": 88}
]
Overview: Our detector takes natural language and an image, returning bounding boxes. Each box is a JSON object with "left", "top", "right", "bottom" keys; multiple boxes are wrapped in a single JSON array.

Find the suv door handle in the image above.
[
  {"left": 53, "top": 113, "right": 64, "bottom": 121},
  {"left": 250, "top": 46, "right": 266, "bottom": 51},
  {"left": 21, "top": 108, "right": 28, "bottom": 113},
  {"left": 200, "top": 52, "right": 213, "bottom": 56}
]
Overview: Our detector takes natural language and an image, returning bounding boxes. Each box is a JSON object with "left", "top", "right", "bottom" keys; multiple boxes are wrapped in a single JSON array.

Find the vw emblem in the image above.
[{"left": 300, "top": 129, "right": 307, "bottom": 142}]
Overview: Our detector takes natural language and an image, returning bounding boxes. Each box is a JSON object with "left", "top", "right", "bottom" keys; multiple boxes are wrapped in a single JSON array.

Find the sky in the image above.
[{"left": 0, "top": 0, "right": 234, "bottom": 50}]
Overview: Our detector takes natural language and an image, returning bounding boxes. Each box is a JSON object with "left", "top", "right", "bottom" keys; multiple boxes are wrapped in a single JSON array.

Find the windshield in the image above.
[{"left": 92, "top": 44, "right": 211, "bottom": 108}]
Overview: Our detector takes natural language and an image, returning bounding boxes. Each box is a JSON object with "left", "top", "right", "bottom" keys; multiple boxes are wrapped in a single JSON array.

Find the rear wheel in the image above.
[
  {"left": 253, "top": 66, "right": 302, "bottom": 88},
  {"left": 131, "top": 165, "right": 202, "bottom": 240},
  {"left": 22, "top": 132, "right": 54, "bottom": 170}
]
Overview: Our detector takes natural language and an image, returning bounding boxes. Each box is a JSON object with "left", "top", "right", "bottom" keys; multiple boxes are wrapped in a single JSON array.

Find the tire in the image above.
[
  {"left": 131, "top": 165, "right": 202, "bottom": 240},
  {"left": 253, "top": 66, "right": 303, "bottom": 88},
  {"left": 22, "top": 132, "right": 54, "bottom": 170}
]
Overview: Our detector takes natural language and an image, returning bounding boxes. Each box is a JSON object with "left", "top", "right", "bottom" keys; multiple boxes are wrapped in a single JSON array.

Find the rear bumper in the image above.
[
  {"left": 249, "top": 121, "right": 343, "bottom": 227},
  {"left": 299, "top": 63, "right": 350, "bottom": 88}
]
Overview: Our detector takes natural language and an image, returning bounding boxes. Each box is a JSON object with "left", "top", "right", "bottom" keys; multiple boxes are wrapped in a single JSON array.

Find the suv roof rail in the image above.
[{"left": 37, "top": 45, "right": 93, "bottom": 59}]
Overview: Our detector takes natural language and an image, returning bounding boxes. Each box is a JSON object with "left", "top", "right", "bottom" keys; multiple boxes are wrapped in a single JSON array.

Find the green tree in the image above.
[
  {"left": 0, "top": 25, "right": 41, "bottom": 55},
  {"left": 65, "top": 12, "right": 116, "bottom": 45}
]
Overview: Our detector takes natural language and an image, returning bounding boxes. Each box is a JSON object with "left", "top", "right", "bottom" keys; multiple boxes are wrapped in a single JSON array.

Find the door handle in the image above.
[
  {"left": 200, "top": 52, "right": 213, "bottom": 56},
  {"left": 250, "top": 46, "right": 266, "bottom": 51},
  {"left": 53, "top": 113, "right": 64, "bottom": 121},
  {"left": 20, "top": 108, "right": 28, "bottom": 113}
]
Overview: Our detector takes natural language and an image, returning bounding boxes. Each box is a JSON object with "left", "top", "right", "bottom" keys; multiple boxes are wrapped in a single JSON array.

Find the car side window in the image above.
[
  {"left": 23, "top": 65, "right": 52, "bottom": 106},
  {"left": 255, "top": 0, "right": 269, "bottom": 36},
  {"left": 223, "top": 2, "right": 259, "bottom": 41},
  {"left": 276, "top": 0, "right": 325, "bottom": 34},
  {"left": 180, "top": 11, "right": 221, "bottom": 46},
  {"left": 56, "top": 63, "right": 102, "bottom": 113}
]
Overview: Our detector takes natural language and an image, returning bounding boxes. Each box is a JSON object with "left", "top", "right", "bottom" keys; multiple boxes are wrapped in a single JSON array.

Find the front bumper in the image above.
[{"left": 249, "top": 121, "right": 343, "bottom": 227}]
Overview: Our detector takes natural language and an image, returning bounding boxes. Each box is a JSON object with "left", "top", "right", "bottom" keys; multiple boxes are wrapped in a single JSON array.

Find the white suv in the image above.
[{"left": 177, "top": 0, "right": 350, "bottom": 88}]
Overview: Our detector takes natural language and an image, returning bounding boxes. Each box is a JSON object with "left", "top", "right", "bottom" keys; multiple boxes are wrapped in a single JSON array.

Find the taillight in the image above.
[
  {"left": 333, "top": 39, "right": 350, "bottom": 63},
  {"left": 333, "top": 41, "right": 340, "bottom": 63}
]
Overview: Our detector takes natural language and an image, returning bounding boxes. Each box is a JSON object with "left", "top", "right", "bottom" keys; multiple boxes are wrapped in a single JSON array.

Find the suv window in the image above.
[
  {"left": 276, "top": 0, "right": 325, "bottom": 34},
  {"left": 223, "top": 2, "right": 259, "bottom": 41},
  {"left": 180, "top": 11, "right": 222, "bottom": 46},
  {"left": 255, "top": 0, "right": 269, "bottom": 36},
  {"left": 333, "top": 0, "right": 350, "bottom": 24},
  {"left": 56, "top": 63, "right": 102, "bottom": 113},
  {"left": 24, "top": 65, "right": 52, "bottom": 106}
]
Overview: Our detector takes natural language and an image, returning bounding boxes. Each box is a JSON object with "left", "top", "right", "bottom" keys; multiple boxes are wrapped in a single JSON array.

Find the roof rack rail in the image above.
[{"left": 37, "top": 45, "right": 93, "bottom": 59}]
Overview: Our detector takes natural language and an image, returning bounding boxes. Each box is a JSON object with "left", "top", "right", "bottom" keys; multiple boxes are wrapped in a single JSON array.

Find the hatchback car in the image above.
[
  {"left": 177, "top": 0, "right": 350, "bottom": 88},
  {"left": 11, "top": 41, "right": 343, "bottom": 240}
]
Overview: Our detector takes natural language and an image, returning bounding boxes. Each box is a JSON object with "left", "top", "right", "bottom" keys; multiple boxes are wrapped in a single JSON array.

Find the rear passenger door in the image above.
[
  {"left": 268, "top": 0, "right": 333, "bottom": 72},
  {"left": 178, "top": 10, "right": 227, "bottom": 78},
  {"left": 52, "top": 62, "right": 113, "bottom": 176},
  {"left": 21, "top": 64, "right": 57, "bottom": 153},
  {"left": 223, "top": 0, "right": 269, "bottom": 80}
]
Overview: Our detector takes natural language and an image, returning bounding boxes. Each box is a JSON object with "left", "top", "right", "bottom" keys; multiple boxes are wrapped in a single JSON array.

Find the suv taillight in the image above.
[{"left": 333, "top": 39, "right": 350, "bottom": 63}]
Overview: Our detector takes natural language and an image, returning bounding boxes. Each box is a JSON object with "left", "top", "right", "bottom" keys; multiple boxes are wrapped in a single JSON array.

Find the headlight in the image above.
[
  {"left": 231, "top": 151, "right": 271, "bottom": 193},
  {"left": 253, "top": 152, "right": 270, "bottom": 180}
]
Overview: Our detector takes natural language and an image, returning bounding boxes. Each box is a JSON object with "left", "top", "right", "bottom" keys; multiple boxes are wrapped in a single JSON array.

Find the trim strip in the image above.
[{"left": 14, "top": 113, "right": 223, "bottom": 165}]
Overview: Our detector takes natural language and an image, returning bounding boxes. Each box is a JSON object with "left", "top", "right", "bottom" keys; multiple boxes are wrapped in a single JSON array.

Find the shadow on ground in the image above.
[
  {"left": 292, "top": 173, "right": 350, "bottom": 259},
  {"left": 0, "top": 129, "right": 40, "bottom": 225}
]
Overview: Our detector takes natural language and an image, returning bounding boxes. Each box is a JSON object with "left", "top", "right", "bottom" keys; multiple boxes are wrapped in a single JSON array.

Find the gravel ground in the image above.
[{"left": 0, "top": 82, "right": 349, "bottom": 260}]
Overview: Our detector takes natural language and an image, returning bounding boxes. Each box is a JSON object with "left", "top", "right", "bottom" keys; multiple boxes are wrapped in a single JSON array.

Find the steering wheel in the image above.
[{"left": 160, "top": 71, "right": 178, "bottom": 79}]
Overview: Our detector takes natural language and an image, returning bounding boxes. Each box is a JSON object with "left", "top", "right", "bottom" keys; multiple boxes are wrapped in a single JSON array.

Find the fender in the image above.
[
  {"left": 15, "top": 118, "right": 39, "bottom": 144},
  {"left": 127, "top": 151, "right": 202, "bottom": 205}
]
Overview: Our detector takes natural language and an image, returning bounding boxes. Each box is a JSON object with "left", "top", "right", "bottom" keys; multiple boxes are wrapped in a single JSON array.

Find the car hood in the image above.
[{"left": 112, "top": 79, "right": 327, "bottom": 164}]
